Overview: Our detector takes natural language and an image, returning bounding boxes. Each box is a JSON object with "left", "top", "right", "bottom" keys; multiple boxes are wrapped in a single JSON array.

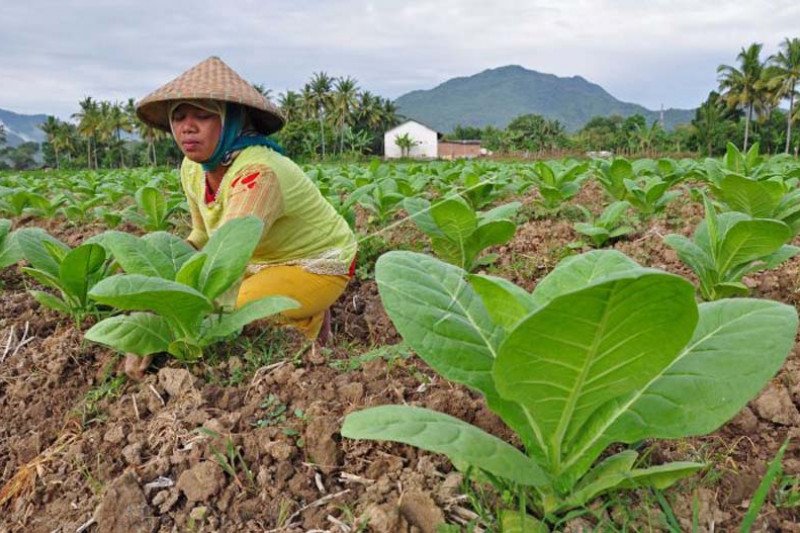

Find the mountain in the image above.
[
  {"left": 0, "top": 108, "right": 47, "bottom": 147},
  {"left": 394, "top": 65, "right": 695, "bottom": 133}
]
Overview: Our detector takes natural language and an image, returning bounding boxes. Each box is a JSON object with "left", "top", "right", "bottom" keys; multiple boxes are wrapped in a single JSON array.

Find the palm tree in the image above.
[
  {"left": 72, "top": 97, "right": 102, "bottom": 168},
  {"left": 278, "top": 90, "right": 303, "bottom": 122},
  {"left": 53, "top": 122, "right": 77, "bottom": 165},
  {"left": 767, "top": 38, "right": 800, "bottom": 153},
  {"left": 332, "top": 76, "right": 360, "bottom": 154},
  {"left": 252, "top": 83, "right": 272, "bottom": 100},
  {"left": 39, "top": 115, "right": 62, "bottom": 168},
  {"left": 308, "top": 72, "right": 334, "bottom": 157},
  {"left": 693, "top": 92, "right": 730, "bottom": 155},
  {"left": 107, "top": 102, "right": 133, "bottom": 167},
  {"left": 718, "top": 43, "right": 767, "bottom": 151}
]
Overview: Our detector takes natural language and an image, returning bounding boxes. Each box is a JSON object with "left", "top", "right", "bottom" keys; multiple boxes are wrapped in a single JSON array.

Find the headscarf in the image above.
[{"left": 169, "top": 100, "right": 285, "bottom": 171}]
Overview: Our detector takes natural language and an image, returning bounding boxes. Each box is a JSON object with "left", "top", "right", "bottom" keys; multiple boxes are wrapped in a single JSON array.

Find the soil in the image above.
[{"left": 3, "top": 186, "right": 800, "bottom": 532}]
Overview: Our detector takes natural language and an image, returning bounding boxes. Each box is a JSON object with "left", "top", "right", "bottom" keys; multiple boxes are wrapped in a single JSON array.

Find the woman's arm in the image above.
[{"left": 221, "top": 165, "right": 284, "bottom": 234}]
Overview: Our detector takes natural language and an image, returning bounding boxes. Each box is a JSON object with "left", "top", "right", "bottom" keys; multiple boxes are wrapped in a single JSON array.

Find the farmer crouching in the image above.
[{"left": 127, "top": 56, "right": 357, "bottom": 380}]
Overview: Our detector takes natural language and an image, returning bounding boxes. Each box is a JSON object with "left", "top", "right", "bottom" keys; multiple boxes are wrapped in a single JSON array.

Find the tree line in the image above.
[
  {"left": 0, "top": 72, "right": 402, "bottom": 170},
  {"left": 446, "top": 37, "right": 800, "bottom": 157},
  {"left": 0, "top": 37, "right": 797, "bottom": 170}
]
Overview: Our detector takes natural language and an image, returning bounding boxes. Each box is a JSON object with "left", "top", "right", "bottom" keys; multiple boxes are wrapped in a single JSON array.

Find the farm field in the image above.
[{"left": 3, "top": 148, "right": 800, "bottom": 532}]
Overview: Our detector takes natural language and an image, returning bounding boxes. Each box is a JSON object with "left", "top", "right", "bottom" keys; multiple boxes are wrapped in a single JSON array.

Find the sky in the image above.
[{"left": 1, "top": 0, "right": 798, "bottom": 120}]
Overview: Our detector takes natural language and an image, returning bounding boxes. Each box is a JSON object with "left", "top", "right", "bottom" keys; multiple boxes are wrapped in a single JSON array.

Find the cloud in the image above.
[{"left": 1, "top": 0, "right": 797, "bottom": 118}]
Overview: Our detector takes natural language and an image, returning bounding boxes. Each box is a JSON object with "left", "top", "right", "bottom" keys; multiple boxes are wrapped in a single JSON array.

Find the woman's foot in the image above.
[{"left": 123, "top": 354, "right": 153, "bottom": 381}]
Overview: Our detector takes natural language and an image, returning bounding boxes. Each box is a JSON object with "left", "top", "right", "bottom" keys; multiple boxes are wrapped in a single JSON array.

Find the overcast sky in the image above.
[{"left": 1, "top": 0, "right": 798, "bottom": 119}]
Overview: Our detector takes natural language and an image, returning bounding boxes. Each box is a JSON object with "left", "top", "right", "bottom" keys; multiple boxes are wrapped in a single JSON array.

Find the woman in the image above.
[{"left": 128, "top": 56, "right": 357, "bottom": 380}]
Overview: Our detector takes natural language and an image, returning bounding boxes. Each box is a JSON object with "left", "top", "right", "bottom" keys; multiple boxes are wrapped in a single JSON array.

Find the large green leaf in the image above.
[
  {"left": 495, "top": 270, "right": 697, "bottom": 464},
  {"left": 203, "top": 296, "right": 299, "bottom": 340},
  {"left": 86, "top": 312, "right": 173, "bottom": 355},
  {"left": 103, "top": 231, "right": 174, "bottom": 278},
  {"left": 431, "top": 197, "right": 476, "bottom": 243},
  {"left": 196, "top": 217, "right": 263, "bottom": 301},
  {"left": 59, "top": 243, "right": 106, "bottom": 302},
  {"left": 89, "top": 274, "right": 212, "bottom": 328},
  {"left": 563, "top": 299, "right": 796, "bottom": 480},
  {"left": 375, "top": 251, "right": 539, "bottom": 453},
  {"left": 341, "top": 406, "right": 546, "bottom": 487},
  {"left": 142, "top": 232, "right": 196, "bottom": 276},
  {"left": 714, "top": 174, "right": 783, "bottom": 217},
  {"left": 468, "top": 274, "right": 537, "bottom": 331},
  {"left": 530, "top": 250, "right": 641, "bottom": 308},
  {"left": 0, "top": 221, "right": 22, "bottom": 268},
  {"left": 717, "top": 219, "right": 792, "bottom": 274},
  {"left": 403, "top": 197, "right": 441, "bottom": 237},
  {"left": 15, "top": 228, "right": 69, "bottom": 277},
  {"left": 136, "top": 186, "right": 167, "bottom": 228}
]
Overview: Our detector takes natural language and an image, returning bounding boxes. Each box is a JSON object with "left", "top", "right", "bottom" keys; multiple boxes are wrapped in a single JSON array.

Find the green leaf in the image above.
[
  {"left": 203, "top": 296, "right": 299, "bottom": 340},
  {"left": 103, "top": 231, "right": 174, "bottom": 278},
  {"left": 571, "top": 299, "right": 796, "bottom": 475},
  {"left": 341, "top": 406, "right": 546, "bottom": 486},
  {"left": 59, "top": 244, "right": 106, "bottom": 302},
  {"left": 136, "top": 186, "right": 167, "bottom": 229},
  {"left": 89, "top": 274, "right": 212, "bottom": 329},
  {"left": 85, "top": 313, "right": 173, "bottom": 355},
  {"left": 495, "top": 269, "right": 697, "bottom": 467},
  {"left": 0, "top": 224, "right": 22, "bottom": 269},
  {"left": 499, "top": 510, "right": 550, "bottom": 533},
  {"left": 403, "top": 197, "right": 441, "bottom": 236},
  {"left": 619, "top": 462, "right": 705, "bottom": 490},
  {"left": 175, "top": 252, "right": 207, "bottom": 289},
  {"left": 197, "top": 217, "right": 264, "bottom": 301},
  {"left": 142, "top": 232, "right": 196, "bottom": 275},
  {"left": 468, "top": 273, "right": 537, "bottom": 331},
  {"left": 375, "top": 251, "right": 539, "bottom": 453},
  {"left": 717, "top": 219, "right": 792, "bottom": 274},
  {"left": 471, "top": 219, "right": 516, "bottom": 251},
  {"left": 15, "top": 228, "right": 69, "bottom": 277},
  {"left": 29, "top": 290, "right": 70, "bottom": 314},
  {"left": 530, "top": 249, "right": 641, "bottom": 308},
  {"left": 714, "top": 174, "right": 783, "bottom": 217},
  {"left": 21, "top": 266, "right": 67, "bottom": 293},
  {"left": 431, "top": 196, "right": 477, "bottom": 242}
]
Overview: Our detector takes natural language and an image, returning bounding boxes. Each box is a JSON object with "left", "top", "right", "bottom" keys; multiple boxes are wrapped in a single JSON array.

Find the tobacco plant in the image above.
[
  {"left": 342, "top": 249, "right": 797, "bottom": 528},
  {"left": 664, "top": 198, "right": 799, "bottom": 300},
  {"left": 530, "top": 160, "right": 589, "bottom": 211},
  {"left": 0, "top": 219, "right": 22, "bottom": 269},
  {"left": 85, "top": 217, "right": 298, "bottom": 361},
  {"left": 573, "top": 201, "right": 635, "bottom": 248},
  {"left": 404, "top": 195, "right": 520, "bottom": 271},
  {"left": 15, "top": 227, "right": 113, "bottom": 325},
  {"left": 710, "top": 173, "right": 800, "bottom": 234}
]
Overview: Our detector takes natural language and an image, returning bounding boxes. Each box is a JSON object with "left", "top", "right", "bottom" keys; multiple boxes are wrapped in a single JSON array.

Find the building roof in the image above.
[{"left": 385, "top": 119, "right": 443, "bottom": 138}]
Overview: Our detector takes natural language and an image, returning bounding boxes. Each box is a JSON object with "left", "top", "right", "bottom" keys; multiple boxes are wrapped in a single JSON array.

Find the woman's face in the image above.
[{"left": 170, "top": 103, "right": 222, "bottom": 163}]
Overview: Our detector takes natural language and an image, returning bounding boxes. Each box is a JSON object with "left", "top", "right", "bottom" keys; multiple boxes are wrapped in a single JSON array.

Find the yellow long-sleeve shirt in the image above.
[{"left": 180, "top": 146, "right": 357, "bottom": 276}]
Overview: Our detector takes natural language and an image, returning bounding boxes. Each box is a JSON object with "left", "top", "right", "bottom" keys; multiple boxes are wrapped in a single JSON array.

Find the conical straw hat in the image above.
[{"left": 136, "top": 56, "right": 285, "bottom": 135}]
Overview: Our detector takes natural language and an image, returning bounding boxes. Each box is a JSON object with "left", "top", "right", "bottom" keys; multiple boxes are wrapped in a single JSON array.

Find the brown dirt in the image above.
[{"left": 3, "top": 190, "right": 800, "bottom": 532}]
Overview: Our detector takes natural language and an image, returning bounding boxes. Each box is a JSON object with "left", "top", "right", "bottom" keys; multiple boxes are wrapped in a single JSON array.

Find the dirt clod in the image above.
[
  {"left": 176, "top": 461, "right": 225, "bottom": 503},
  {"left": 752, "top": 382, "right": 800, "bottom": 425},
  {"left": 94, "top": 471, "right": 157, "bottom": 533},
  {"left": 399, "top": 490, "right": 445, "bottom": 532}
]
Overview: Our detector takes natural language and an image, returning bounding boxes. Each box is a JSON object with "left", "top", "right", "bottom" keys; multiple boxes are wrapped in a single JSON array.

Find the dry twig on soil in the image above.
[{"left": 1, "top": 322, "right": 34, "bottom": 363}]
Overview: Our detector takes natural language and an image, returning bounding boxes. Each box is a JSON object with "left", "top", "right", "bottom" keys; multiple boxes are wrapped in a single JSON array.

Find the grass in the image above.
[{"left": 76, "top": 363, "right": 126, "bottom": 427}]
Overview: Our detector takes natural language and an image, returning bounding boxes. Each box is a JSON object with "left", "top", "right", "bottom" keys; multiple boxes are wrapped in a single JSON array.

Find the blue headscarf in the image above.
[
  {"left": 169, "top": 100, "right": 284, "bottom": 171},
  {"left": 201, "top": 103, "right": 285, "bottom": 171}
]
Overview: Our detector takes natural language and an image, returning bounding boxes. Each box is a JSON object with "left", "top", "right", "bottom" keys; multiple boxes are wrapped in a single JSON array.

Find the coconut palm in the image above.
[
  {"left": 308, "top": 72, "right": 334, "bottom": 157},
  {"left": 332, "top": 76, "right": 360, "bottom": 154},
  {"left": 39, "top": 115, "right": 62, "bottom": 168},
  {"left": 718, "top": 43, "right": 767, "bottom": 151},
  {"left": 278, "top": 90, "right": 303, "bottom": 122},
  {"left": 72, "top": 97, "right": 102, "bottom": 168},
  {"left": 766, "top": 38, "right": 800, "bottom": 153}
]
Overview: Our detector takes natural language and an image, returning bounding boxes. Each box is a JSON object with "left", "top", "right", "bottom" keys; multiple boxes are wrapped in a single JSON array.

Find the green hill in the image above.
[{"left": 394, "top": 65, "right": 694, "bottom": 133}]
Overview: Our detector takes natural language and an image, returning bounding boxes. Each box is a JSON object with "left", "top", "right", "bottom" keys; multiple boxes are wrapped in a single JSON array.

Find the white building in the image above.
[{"left": 384, "top": 120, "right": 440, "bottom": 159}]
